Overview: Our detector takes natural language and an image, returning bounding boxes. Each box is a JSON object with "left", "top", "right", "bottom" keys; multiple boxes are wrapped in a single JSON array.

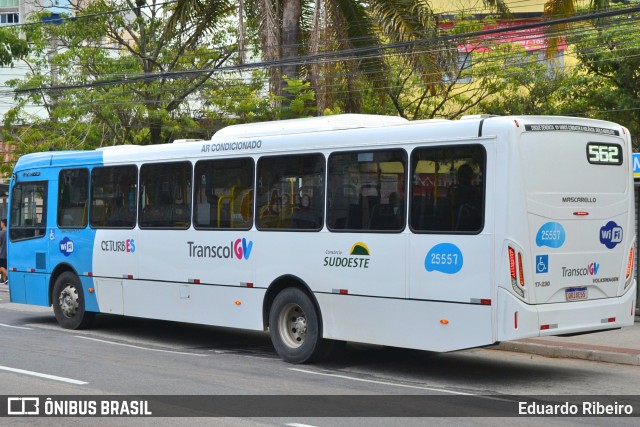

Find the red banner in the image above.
[{"left": 440, "top": 20, "right": 567, "bottom": 52}]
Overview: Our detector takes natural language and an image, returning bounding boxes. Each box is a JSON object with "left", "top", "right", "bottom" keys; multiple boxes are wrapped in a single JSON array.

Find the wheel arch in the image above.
[
  {"left": 262, "top": 274, "right": 323, "bottom": 332},
  {"left": 48, "top": 262, "right": 80, "bottom": 306}
]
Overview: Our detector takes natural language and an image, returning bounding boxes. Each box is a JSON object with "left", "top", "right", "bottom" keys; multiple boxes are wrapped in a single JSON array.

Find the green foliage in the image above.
[
  {"left": 275, "top": 77, "right": 316, "bottom": 119},
  {"left": 202, "top": 70, "right": 274, "bottom": 126},
  {"left": 0, "top": 27, "right": 28, "bottom": 67},
  {"left": 3, "top": 2, "right": 235, "bottom": 167},
  {"left": 4, "top": 0, "right": 640, "bottom": 176},
  {"left": 369, "top": 17, "right": 544, "bottom": 120},
  {"left": 477, "top": 44, "right": 567, "bottom": 116},
  {"left": 566, "top": 8, "right": 640, "bottom": 148}
]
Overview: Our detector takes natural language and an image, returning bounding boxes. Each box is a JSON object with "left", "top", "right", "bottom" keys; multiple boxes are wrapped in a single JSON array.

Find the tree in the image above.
[
  {"left": 0, "top": 27, "right": 28, "bottom": 67},
  {"left": 558, "top": 5, "right": 640, "bottom": 148},
  {"left": 243, "top": 1, "right": 602, "bottom": 116},
  {"left": 476, "top": 45, "right": 568, "bottom": 116},
  {"left": 4, "top": 0, "right": 235, "bottom": 153},
  {"left": 243, "top": 1, "right": 459, "bottom": 114},
  {"left": 167, "top": 0, "right": 607, "bottom": 119}
]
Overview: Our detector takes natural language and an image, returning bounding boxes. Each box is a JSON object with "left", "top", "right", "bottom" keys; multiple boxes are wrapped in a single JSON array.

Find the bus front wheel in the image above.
[
  {"left": 52, "top": 272, "right": 95, "bottom": 330},
  {"left": 269, "top": 287, "right": 329, "bottom": 364}
]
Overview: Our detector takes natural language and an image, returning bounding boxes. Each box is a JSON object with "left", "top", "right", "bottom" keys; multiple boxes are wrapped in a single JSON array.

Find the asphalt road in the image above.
[{"left": 1, "top": 288, "right": 639, "bottom": 426}]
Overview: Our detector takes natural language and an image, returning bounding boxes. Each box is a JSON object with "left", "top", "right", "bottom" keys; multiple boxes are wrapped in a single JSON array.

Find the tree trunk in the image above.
[{"left": 281, "top": 0, "right": 302, "bottom": 99}]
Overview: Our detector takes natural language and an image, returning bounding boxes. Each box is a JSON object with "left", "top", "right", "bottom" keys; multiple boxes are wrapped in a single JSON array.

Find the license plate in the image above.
[{"left": 565, "top": 287, "right": 588, "bottom": 301}]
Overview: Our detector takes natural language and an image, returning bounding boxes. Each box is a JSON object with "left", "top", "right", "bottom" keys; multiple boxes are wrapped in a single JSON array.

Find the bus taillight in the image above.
[
  {"left": 625, "top": 246, "right": 634, "bottom": 280},
  {"left": 625, "top": 244, "right": 635, "bottom": 290},
  {"left": 508, "top": 246, "right": 524, "bottom": 298},
  {"left": 517, "top": 252, "right": 525, "bottom": 286},
  {"left": 508, "top": 247, "right": 517, "bottom": 280}
]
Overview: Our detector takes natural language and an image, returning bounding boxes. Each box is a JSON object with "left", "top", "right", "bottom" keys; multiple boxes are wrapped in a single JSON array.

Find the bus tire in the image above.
[
  {"left": 52, "top": 272, "right": 95, "bottom": 330},
  {"left": 269, "top": 287, "right": 329, "bottom": 364}
]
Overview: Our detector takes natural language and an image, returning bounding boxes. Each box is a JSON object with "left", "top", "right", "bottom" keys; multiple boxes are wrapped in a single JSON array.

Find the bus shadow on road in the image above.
[
  {"left": 318, "top": 342, "right": 611, "bottom": 388},
  {"left": 14, "top": 310, "right": 613, "bottom": 387}
]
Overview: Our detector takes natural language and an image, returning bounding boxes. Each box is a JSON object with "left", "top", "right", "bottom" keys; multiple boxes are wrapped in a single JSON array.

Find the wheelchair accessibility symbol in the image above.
[{"left": 536, "top": 255, "right": 549, "bottom": 274}]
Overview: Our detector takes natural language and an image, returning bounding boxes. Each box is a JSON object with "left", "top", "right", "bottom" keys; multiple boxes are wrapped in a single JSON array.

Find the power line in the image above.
[
  {"left": 4, "top": 19, "right": 638, "bottom": 102},
  {"left": 4, "top": 0, "right": 184, "bottom": 29},
  {"left": 11, "top": 3, "right": 640, "bottom": 96},
  {"left": 2, "top": 3, "right": 638, "bottom": 128}
]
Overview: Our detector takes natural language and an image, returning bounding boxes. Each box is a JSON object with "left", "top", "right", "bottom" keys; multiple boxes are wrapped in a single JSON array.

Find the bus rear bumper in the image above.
[{"left": 497, "top": 283, "right": 637, "bottom": 342}]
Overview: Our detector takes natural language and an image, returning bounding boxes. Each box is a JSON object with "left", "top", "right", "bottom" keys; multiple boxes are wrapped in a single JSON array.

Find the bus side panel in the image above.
[
  {"left": 408, "top": 234, "right": 493, "bottom": 303},
  {"left": 119, "top": 279, "right": 265, "bottom": 330},
  {"left": 9, "top": 273, "right": 49, "bottom": 307},
  {"left": 255, "top": 233, "right": 408, "bottom": 299},
  {"left": 47, "top": 227, "right": 99, "bottom": 312},
  {"left": 318, "top": 294, "right": 494, "bottom": 351},
  {"left": 9, "top": 242, "right": 50, "bottom": 306},
  {"left": 134, "top": 230, "right": 253, "bottom": 290},
  {"left": 49, "top": 230, "right": 96, "bottom": 271},
  {"left": 93, "top": 278, "right": 124, "bottom": 315},
  {"left": 80, "top": 275, "right": 100, "bottom": 312},
  {"left": 25, "top": 274, "right": 49, "bottom": 306}
]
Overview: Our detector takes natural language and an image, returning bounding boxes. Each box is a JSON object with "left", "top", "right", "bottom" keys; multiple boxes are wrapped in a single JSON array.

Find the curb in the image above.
[
  {"left": 491, "top": 339, "right": 640, "bottom": 366},
  {"left": 490, "top": 313, "right": 640, "bottom": 366}
]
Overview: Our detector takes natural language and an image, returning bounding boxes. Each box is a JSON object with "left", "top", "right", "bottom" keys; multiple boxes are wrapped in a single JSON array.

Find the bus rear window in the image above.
[{"left": 521, "top": 135, "right": 626, "bottom": 194}]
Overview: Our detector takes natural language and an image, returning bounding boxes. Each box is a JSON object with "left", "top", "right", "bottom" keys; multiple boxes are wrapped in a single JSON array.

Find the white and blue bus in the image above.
[{"left": 7, "top": 114, "right": 637, "bottom": 363}]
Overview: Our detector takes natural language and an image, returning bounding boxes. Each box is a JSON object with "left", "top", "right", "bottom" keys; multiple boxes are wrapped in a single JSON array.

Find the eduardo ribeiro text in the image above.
[{"left": 519, "top": 401, "right": 633, "bottom": 416}]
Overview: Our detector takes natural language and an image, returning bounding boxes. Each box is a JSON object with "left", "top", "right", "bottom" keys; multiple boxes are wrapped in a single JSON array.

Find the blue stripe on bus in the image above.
[{"left": 9, "top": 150, "right": 104, "bottom": 311}]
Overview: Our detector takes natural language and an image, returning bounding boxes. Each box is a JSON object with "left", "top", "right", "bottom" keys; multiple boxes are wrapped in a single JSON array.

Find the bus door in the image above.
[
  {"left": 8, "top": 176, "right": 50, "bottom": 306},
  {"left": 407, "top": 143, "right": 494, "bottom": 350}
]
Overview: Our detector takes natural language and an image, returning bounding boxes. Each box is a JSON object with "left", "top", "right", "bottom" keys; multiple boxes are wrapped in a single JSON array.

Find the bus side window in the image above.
[
  {"left": 139, "top": 162, "right": 192, "bottom": 229},
  {"left": 193, "top": 158, "right": 254, "bottom": 230},
  {"left": 90, "top": 165, "right": 138, "bottom": 229},
  {"left": 256, "top": 153, "right": 325, "bottom": 231},
  {"left": 58, "top": 169, "right": 89, "bottom": 228},
  {"left": 327, "top": 149, "right": 406, "bottom": 232},
  {"left": 410, "top": 145, "right": 485, "bottom": 234}
]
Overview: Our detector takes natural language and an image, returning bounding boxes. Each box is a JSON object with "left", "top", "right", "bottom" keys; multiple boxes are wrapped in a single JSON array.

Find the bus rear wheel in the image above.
[
  {"left": 269, "top": 287, "right": 331, "bottom": 364},
  {"left": 52, "top": 272, "right": 95, "bottom": 330}
]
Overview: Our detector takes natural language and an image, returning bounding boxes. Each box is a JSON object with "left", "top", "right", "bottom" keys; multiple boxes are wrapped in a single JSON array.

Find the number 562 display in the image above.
[{"left": 587, "top": 143, "right": 622, "bottom": 165}]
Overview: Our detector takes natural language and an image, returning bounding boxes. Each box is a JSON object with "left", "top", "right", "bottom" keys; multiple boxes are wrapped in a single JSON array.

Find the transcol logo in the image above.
[
  {"left": 233, "top": 237, "right": 253, "bottom": 260},
  {"left": 187, "top": 237, "right": 253, "bottom": 260},
  {"left": 562, "top": 262, "right": 599, "bottom": 277}
]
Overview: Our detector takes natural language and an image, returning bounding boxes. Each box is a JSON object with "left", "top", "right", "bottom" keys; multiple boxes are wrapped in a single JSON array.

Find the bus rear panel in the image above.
[{"left": 495, "top": 118, "right": 636, "bottom": 342}]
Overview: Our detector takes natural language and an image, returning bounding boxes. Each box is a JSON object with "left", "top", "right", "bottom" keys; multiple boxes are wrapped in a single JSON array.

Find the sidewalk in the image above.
[{"left": 490, "top": 309, "right": 640, "bottom": 366}]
